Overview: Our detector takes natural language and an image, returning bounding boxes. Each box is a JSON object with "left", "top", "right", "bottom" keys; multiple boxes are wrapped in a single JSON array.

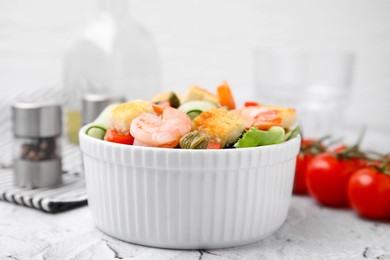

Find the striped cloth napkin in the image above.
[
  {"left": 0, "top": 85, "right": 88, "bottom": 213},
  {"left": 0, "top": 168, "right": 87, "bottom": 213}
]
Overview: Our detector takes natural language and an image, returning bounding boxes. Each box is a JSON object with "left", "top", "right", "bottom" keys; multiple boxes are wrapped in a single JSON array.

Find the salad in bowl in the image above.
[{"left": 85, "top": 81, "right": 299, "bottom": 149}]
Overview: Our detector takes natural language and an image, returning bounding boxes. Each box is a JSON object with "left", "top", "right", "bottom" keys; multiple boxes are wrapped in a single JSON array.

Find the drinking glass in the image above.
[{"left": 253, "top": 49, "right": 355, "bottom": 138}]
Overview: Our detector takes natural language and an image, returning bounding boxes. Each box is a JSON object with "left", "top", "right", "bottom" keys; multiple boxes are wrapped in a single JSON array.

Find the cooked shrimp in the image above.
[
  {"left": 130, "top": 105, "right": 192, "bottom": 148},
  {"left": 232, "top": 106, "right": 282, "bottom": 130}
]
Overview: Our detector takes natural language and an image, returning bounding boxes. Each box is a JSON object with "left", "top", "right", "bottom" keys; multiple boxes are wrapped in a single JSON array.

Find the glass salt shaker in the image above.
[{"left": 12, "top": 102, "right": 62, "bottom": 188}]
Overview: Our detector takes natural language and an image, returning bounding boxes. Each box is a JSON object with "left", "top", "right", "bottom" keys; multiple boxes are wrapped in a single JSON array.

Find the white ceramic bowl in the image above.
[{"left": 79, "top": 125, "right": 300, "bottom": 249}]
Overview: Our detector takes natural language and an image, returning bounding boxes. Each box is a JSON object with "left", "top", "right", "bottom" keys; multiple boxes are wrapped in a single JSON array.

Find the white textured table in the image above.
[{"left": 1, "top": 195, "right": 389, "bottom": 260}]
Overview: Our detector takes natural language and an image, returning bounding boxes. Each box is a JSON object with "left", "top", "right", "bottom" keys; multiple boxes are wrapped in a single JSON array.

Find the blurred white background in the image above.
[{"left": 0, "top": 0, "right": 389, "bottom": 145}]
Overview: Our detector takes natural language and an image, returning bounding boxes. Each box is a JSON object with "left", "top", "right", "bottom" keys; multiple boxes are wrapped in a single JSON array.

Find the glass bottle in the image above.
[{"left": 63, "top": 0, "right": 161, "bottom": 143}]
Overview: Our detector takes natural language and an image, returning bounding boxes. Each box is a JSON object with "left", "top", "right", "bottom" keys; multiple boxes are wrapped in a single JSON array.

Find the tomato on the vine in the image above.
[
  {"left": 293, "top": 138, "right": 326, "bottom": 194},
  {"left": 295, "top": 154, "right": 314, "bottom": 194},
  {"left": 348, "top": 165, "right": 390, "bottom": 219},
  {"left": 306, "top": 152, "right": 364, "bottom": 207}
]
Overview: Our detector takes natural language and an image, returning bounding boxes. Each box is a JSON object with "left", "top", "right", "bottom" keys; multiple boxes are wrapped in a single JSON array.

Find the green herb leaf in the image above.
[
  {"left": 285, "top": 125, "right": 300, "bottom": 141},
  {"left": 234, "top": 126, "right": 285, "bottom": 148}
]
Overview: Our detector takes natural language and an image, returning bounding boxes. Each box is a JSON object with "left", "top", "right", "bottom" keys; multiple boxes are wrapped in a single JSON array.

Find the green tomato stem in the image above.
[{"left": 379, "top": 160, "right": 390, "bottom": 174}]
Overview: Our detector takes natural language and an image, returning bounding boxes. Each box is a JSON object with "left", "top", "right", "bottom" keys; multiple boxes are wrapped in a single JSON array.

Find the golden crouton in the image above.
[
  {"left": 110, "top": 100, "right": 153, "bottom": 133},
  {"left": 193, "top": 108, "right": 245, "bottom": 147},
  {"left": 183, "top": 86, "right": 219, "bottom": 104},
  {"left": 264, "top": 105, "right": 297, "bottom": 129},
  {"left": 150, "top": 92, "right": 172, "bottom": 103}
]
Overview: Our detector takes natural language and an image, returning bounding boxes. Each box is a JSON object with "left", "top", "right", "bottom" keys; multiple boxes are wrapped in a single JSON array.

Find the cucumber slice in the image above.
[
  {"left": 86, "top": 103, "right": 120, "bottom": 140},
  {"left": 178, "top": 100, "right": 217, "bottom": 117},
  {"left": 86, "top": 127, "right": 106, "bottom": 140},
  {"left": 187, "top": 110, "right": 202, "bottom": 120}
]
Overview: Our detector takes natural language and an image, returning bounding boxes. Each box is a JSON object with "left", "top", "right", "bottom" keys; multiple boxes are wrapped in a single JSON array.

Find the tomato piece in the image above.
[
  {"left": 348, "top": 167, "right": 390, "bottom": 219},
  {"left": 206, "top": 142, "right": 222, "bottom": 149},
  {"left": 306, "top": 153, "right": 363, "bottom": 207},
  {"left": 104, "top": 128, "right": 134, "bottom": 145},
  {"left": 360, "top": 159, "right": 381, "bottom": 168},
  {"left": 244, "top": 101, "right": 260, "bottom": 107},
  {"left": 217, "top": 81, "right": 236, "bottom": 110},
  {"left": 152, "top": 104, "right": 165, "bottom": 115},
  {"left": 252, "top": 110, "right": 282, "bottom": 130}
]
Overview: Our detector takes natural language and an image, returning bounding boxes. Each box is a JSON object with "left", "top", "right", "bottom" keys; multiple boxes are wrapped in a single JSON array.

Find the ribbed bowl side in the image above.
[{"left": 80, "top": 127, "right": 300, "bottom": 249}]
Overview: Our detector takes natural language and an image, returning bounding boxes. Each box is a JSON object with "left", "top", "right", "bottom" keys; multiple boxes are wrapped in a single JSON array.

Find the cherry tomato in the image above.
[
  {"left": 306, "top": 153, "right": 363, "bottom": 207},
  {"left": 293, "top": 139, "right": 326, "bottom": 195},
  {"left": 294, "top": 153, "right": 314, "bottom": 194},
  {"left": 331, "top": 145, "right": 348, "bottom": 153},
  {"left": 104, "top": 128, "right": 134, "bottom": 145},
  {"left": 348, "top": 167, "right": 390, "bottom": 219},
  {"left": 360, "top": 158, "right": 382, "bottom": 168}
]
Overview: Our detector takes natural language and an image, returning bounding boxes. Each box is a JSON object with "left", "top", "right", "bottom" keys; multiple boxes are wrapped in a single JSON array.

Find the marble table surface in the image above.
[{"left": 1, "top": 195, "right": 389, "bottom": 260}]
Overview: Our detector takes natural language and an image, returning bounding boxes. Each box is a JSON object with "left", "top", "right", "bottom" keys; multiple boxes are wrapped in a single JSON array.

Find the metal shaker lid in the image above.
[
  {"left": 82, "top": 94, "right": 125, "bottom": 125},
  {"left": 12, "top": 102, "right": 62, "bottom": 137}
]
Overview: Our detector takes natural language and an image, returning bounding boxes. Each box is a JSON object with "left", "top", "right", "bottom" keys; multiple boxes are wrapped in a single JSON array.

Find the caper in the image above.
[
  {"left": 168, "top": 92, "right": 181, "bottom": 108},
  {"left": 180, "top": 131, "right": 209, "bottom": 149}
]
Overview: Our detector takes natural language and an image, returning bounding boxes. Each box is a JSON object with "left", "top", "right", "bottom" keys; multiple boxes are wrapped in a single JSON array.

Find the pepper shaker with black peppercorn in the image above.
[{"left": 12, "top": 102, "right": 62, "bottom": 188}]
